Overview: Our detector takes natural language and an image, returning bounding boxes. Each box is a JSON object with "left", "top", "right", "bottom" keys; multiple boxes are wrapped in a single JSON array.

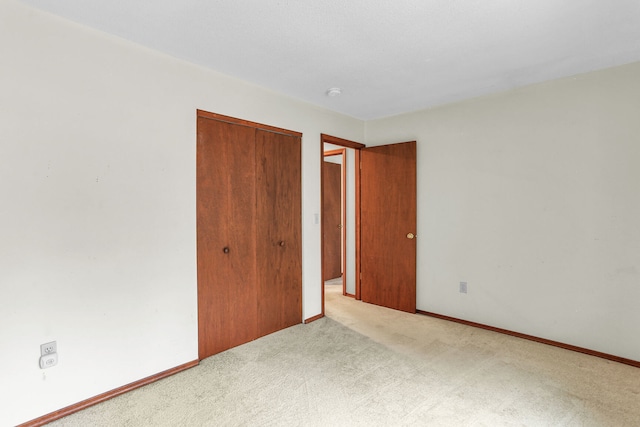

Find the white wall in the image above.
[
  {"left": 4, "top": 1, "right": 639, "bottom": 424},
  {"left": 365, "top": 61, "right": 640, "bottom": 361},
  {"left": 0, "top": 1, "right": 363, "bottom": 425}
]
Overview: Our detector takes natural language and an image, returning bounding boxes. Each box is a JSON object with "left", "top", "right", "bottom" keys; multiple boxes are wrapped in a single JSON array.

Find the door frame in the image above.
[
  {"left": 320, "top": 134, "right": 366, "bottom": 316},
  {"left": 323, "top": 148, "right": 347, "bottom": 294}
]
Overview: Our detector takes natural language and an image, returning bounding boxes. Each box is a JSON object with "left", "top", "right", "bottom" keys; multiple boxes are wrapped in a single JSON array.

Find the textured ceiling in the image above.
[{"left": 17, "top": 0, "right": 640, "bottom": 120}]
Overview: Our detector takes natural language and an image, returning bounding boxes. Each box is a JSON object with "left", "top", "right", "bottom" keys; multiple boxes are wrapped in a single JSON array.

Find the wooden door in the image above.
[
  {"left": 322, "top": 161, "right": 342, "bottom": 280},
  {"left": 255, "top": 129, "right": 302, "bottom": 337},
  {"left": 360, "top": 141, "right": 416, "bottom": 313},
  {"left": 197, "top": 117, "right": 258, "bottom": 359}
]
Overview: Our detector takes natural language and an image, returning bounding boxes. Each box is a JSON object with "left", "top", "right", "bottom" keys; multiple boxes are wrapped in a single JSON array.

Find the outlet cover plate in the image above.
[
  {"left": 40, "top": 341, "right": 57, "bottom": 356},
  {"left": 39, "top": 353, "right": 58, "bottom": 369}
]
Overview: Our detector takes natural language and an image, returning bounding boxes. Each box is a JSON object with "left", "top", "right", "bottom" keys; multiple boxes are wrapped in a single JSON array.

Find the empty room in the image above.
[{"left": 2, "top": 0, "right": 640, "bottom": 425}]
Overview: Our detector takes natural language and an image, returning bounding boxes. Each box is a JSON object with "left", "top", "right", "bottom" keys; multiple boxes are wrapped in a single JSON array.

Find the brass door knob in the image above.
[{"left": 406, "top": 233, "right": 415, "bottom": 239}]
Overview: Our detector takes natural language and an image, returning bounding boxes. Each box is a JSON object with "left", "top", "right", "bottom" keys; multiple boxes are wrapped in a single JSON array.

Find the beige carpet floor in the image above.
[{"left": 49, "top": 283, "right": 640, "bottom": 426}]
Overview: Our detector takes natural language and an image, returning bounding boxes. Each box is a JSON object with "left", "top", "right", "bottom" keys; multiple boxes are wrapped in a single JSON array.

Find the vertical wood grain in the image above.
[
  {"left": 354, "top": 148, "right": 362, "bottom": 301},
  {"left": 255, "top": 129, "right": 302, "bottom": 338},
  {"left": 322, "top": 161, "right": 342, "bottom": 280},
  {"left": 197, "top": 117, "right": 258, "bottom": 359},
  {"left": 360, "top": 141, "right": 416, "bottom": 313}
]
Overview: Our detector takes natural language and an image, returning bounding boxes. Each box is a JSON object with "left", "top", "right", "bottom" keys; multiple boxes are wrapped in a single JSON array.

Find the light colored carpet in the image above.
[
  {"left": 49, "top": 285, "right": 640, "bottom": 426},
  {"left": 324, "top": 277, "right": 342, "bottom": 286}
]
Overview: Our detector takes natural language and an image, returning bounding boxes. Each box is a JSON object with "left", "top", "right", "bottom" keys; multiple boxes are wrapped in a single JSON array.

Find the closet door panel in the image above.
[
  {"left": 197, "top": 118, "right": 258, "bottom": 359},
  {"left": 255, "top": 130, "right": 302, "bottom": 337}
]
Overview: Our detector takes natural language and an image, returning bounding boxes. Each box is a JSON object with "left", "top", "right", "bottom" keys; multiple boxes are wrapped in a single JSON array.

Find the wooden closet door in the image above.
[
  {"left": 197, "top": 117, "right": 258, "bottom": 359},
  {"left": 255, "top": 129, "right": 302, "bottom": 337}
]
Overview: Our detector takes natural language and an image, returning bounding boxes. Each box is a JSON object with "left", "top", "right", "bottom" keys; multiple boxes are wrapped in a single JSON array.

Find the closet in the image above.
[{"left": 196, "top": 110, "right": 302, "bottom": 360}]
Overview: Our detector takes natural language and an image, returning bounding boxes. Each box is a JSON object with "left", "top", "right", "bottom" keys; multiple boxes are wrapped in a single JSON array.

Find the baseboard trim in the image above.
[
  {"left": 417, "top": 310, "right": 640, "bottom": 368},
  {"left": 19, "top": 359, "right": 199, "bottom": 427},
  {"left": 304, "top": 313, "right": 324, "bottom": 324}
]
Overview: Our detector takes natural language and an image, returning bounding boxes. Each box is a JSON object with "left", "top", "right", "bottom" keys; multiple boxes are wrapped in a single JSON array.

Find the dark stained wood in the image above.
[
  {"left": 323, "top": 148, "right": 345, "bottom": 156},
  {"left": 197, "top": 117, "right": 258, "bottom": 359},
  {"left": 417, "top": 310, "right": 640, "bottom": 368},
  {"left": 304, "top": 313, "right": 325, "bottom": 324},
  {"left": 339, "top": 150, "right": 347, "bottom": 295},
  {"left": 354, "top": 149, "right": 362, "bottom": 300},
  {"left": 321, "top": 133, "right": 366, "bottom": 150},
  {"left": 320, "top": 138, "right": 326, "bottom": 315},
  {"left": 360, "top": 141, "right": 416, "bottom": 313},
  {"left": 197, "top": 111, "right": 302, "bottom": 358},
  {"left": 198, "top": 110, "right": 302, "bottom": 137},
  {"left": 323, "top": 161, "right": 342, "bottom": 280},
  {"left": 20, "top": 360, "right": 199, "bottom": 427},
  {"left": 255, "top": 129, "right": 302, "bottom": 338}
]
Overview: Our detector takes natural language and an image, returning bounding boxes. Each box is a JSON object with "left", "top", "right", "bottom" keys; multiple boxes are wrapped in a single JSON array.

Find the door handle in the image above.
[{"left": 406, "top": 233, "right": 416, "bottom": 239}]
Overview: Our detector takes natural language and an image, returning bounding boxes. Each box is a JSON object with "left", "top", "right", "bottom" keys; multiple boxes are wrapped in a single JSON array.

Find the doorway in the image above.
[
  {"left": 322, "top": 148, "right": 346, "bottom": 289},
  {"left": 321, "top": 134, "right": 365, "bottom": 314},
  {"left": 320, "top": 134, "right": 418, "bottom": 316}
]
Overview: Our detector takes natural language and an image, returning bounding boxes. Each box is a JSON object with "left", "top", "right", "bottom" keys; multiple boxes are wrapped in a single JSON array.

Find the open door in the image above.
[
  {"left": 360, "top": 141, "right": 416, "bottom": 313},
  {"left": 322, "top": 160, "right": 343, "bottom": 280}
]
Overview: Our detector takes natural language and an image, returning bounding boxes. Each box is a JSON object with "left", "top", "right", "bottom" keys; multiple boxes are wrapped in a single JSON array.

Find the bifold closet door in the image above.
[
  {"left": 255, "top": 129, "right": 302, "bottom": 337},
  {"left": 197, "top": 117, "right": 258, "bottom": 359}
]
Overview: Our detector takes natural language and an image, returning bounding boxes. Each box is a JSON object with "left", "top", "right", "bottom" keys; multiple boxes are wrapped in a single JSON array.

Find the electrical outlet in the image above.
[
  {"left": 459, "top": 281, "right": 468, "bottom": 294},
  {"left": 39, "top": 353, "right": 58, "bottom": 369},
  {"left": 40, "top": 341, "right": 57, "bottom": 356}
]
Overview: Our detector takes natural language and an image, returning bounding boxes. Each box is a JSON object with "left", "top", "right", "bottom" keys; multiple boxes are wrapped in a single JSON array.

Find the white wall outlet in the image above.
[
  {"left": 40, "top": 341, "right": 57, "bottom": 356},
  {"left": 459, "top": 281, "right": 468, "bottom": 294},
  {"left": 39, "top": 353, "right": 58, "bottom": 369}
]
